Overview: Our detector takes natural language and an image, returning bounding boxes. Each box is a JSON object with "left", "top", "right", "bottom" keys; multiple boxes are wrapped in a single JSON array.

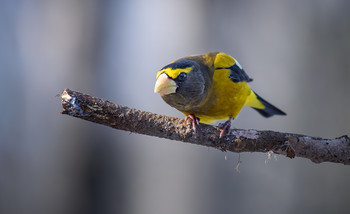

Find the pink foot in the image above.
[
  {"left": 185, "top": 114, "right": 200, "bottom": 131},
  {"left": 219, "top": 117, "right": 233, "bottom": 138}
]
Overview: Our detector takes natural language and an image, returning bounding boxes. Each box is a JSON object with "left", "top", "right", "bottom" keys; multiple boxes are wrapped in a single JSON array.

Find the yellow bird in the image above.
[{"left": 154, "top": 52, "right": 286, "bottom": 137}]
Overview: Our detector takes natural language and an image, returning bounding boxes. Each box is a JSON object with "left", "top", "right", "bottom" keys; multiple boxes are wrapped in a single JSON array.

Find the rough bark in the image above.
[{"left": 60, "top": 88, "right": 350, "bottom": 165}]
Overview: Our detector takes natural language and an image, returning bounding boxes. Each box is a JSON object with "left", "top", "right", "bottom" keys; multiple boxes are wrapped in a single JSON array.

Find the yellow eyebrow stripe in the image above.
[{"left": 156, "top": 67, "right": 192, "bottom": 79}]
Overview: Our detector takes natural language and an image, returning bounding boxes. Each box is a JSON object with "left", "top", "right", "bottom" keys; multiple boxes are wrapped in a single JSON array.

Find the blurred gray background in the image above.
[{"left": 1, "top": 0, "right": 350, "bottom": 214}]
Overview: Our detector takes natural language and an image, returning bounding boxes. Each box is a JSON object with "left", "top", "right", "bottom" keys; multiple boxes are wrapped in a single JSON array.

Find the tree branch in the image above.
[{"left": 60, "top": 88, "right": 350, "bottom": 165}]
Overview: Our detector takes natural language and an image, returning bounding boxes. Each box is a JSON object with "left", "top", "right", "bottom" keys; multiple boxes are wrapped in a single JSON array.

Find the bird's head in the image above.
[{"left": 154, "top": 59, "right": 211, "bottom": 112}]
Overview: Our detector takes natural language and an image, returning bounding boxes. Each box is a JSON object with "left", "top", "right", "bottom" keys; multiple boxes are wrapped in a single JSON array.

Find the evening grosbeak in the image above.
[{"left": 154, "top": 52, "right": 286, "bottom": 137}]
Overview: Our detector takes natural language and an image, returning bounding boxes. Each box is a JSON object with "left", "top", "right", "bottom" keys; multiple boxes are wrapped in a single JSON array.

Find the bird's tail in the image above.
[{"left": 244, "top": 90, "right": 286, "bottom": 118}]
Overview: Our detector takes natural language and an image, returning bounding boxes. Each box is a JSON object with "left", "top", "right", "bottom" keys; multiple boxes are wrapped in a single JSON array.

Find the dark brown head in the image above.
[{"left": 154, "top": 59, "right": 212, "bottom": 112}]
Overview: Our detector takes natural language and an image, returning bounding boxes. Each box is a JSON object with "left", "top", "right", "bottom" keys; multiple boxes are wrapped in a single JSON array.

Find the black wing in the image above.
[{"left": 217, "top": 63, "right": 253, "bottom": 83}]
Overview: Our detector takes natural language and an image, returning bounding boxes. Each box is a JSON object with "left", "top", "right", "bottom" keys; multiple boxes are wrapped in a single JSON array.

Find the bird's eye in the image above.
[{"left": 177, "top": 72, "right": 187, "bottom": 82}]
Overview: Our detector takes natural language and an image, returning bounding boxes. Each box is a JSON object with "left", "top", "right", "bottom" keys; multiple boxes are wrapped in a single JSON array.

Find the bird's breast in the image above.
[{"left": 193, "top": 68, "right": 251, "bottom": 123}]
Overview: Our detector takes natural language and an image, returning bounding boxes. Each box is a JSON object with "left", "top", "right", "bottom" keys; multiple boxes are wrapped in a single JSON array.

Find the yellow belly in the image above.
[{"left": 186, "top": 68, "right": 250, "bottom": 123}]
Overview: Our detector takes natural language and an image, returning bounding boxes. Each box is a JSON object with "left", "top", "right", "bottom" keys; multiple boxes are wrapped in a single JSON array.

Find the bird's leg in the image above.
[
  {"left": 219, "top": 117, "right": 233, "bottom": 138},
  {"left": 185, "top": 114, "right": 200, "bottom": 131}
]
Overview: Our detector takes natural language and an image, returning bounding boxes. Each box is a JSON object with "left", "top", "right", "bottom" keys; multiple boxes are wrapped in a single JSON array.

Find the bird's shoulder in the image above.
[{"left": 213, "top": 52, "right": 253, "bottom": 83}]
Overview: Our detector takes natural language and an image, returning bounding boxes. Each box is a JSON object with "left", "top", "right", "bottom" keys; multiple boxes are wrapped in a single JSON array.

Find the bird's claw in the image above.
[
  {"left": 185, "top": 114, "right": 199, "bottom": 131},
  {"left": 219, "top": 117, "right": 233, "bottom": 138}
]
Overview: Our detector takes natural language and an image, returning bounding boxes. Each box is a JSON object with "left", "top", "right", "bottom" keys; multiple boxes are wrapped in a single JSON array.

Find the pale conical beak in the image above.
[{"left": 154, "top": 73, "right": 177, "bottom": 96}]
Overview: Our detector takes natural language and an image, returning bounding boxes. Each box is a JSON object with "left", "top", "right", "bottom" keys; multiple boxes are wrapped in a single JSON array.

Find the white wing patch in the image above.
[{"left": 235, "top": 59, "right": 243, "bottom": 70}]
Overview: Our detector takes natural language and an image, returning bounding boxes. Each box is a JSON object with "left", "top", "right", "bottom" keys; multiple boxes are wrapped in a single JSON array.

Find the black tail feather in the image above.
[{"left": 252, "top": 92, "right": 286, "bottom": 118}]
